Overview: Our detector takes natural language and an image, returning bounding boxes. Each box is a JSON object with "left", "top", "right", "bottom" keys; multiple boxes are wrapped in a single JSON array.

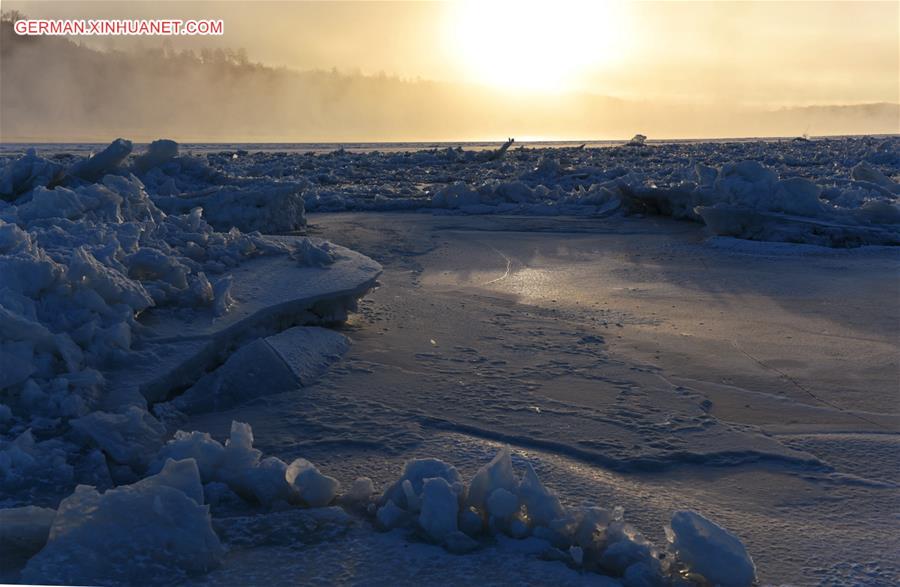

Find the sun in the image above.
[{"left": 445, "top": 0, "right": 628, "bottom": 93}]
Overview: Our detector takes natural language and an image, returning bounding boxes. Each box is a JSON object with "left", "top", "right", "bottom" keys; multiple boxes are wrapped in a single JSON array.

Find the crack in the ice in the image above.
[{"left": 730, "top": 340, "right": 894, "bottom": 432}]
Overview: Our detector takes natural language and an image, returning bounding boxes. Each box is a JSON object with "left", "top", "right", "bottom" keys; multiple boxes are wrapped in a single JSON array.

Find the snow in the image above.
[{"left": 1, "top": 138, "right": 896, "bottom": 585}]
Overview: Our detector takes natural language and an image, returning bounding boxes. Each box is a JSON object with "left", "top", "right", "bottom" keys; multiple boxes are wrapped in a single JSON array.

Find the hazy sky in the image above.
[{"left": 7, "top": 0, "right": 899, "bottom": 108}]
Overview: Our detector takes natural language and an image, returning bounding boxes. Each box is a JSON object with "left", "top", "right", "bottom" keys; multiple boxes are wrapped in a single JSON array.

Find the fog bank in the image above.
[{"left": 1, "top": 17, "right": 897, "bottom": 143}]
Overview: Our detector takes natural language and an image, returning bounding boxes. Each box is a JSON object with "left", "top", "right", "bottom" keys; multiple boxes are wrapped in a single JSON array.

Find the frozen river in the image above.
[
  {"left": 180, "top": 212, "right": 899, "bottom": 585},
  {"left": 2, "top": 137, "right": 898, "bottom": 585}
]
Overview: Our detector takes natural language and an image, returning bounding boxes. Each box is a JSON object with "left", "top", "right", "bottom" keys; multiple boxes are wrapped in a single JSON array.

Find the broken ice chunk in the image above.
[
  {"left": 70, "top": 138, "right": 133, "bottom": 182},
  {"left": 241, "top": 455, "right": 295, "bottom": 506},
  {"left": 0, "top": 505, "right": 56, "bottom": 567},
  {"left": 518, "top": 461, "right": 564, "bottom": 528},
  {"left": 418, "top": 476, "right": 459, "bottom": 542},
  {"left": 171, "top": 326, "right": 349, "bottom": 413},
  {"left": 22, "top": 458, "right": 223, "bottom": 585},
  {"left": 344, "top": 477, "right": 375, "bottom": 504},
  {"left": 380, "top": 458, "right": 462, "bottom": 511},
  {"left": 467, "top": 446, "right": 517, "bottom": 513},
  {"left": 486, "top": 487, "right": 519, "bottom": 519},
  {"left": 212, "top": 274, "right": 235, "bottom": 316},
  {"left": 376, "top": 499, "right": 407, "bottom": 529},
  {"left": 150, "top": 430, "right": 226, "bottom": 481},
  {"left": 458, "top": 506, "right": 483, "bottom": 537},
  {"left": 0, "top": 149, "right": 65, "bottom": 200},
  {"left": 286, "top": 458, "right": 340, "bottom": 507},
  {"left": 668, "top": 510, "right": 757, "bottom": 587},
  {"left": 70, "top": 406, "right": 166, "bottom": 471},
  {"left": 293, "top": 238, "right": 339, "bottom": 267},
  {"left": 134, "top": 139, "right": 179, "bottom": 174},
  {"left": 444, "top": 530, "right": 479, "bottom": 554},
  {"left": 851, "top": 161, "right": 899, "bottom": 193}
]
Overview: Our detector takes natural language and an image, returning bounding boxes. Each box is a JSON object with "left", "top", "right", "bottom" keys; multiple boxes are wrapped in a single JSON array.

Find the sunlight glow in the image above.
[{"left": 446, "top": 0, "right": 628, "bottom": 93}]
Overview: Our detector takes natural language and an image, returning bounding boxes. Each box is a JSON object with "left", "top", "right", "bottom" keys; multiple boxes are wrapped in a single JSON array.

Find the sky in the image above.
[
  {"left": 7, "top": 0, "right": 898, "bottom": 107},
  {"left": 2, "top": 1, "right": 898, "bottom": 141}
]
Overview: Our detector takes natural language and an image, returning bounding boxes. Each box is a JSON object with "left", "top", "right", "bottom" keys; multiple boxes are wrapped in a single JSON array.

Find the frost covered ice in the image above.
[
  {"left": 167, "top": 326, "right": 350, "bottom": 413},
  {"left": 8, "top": 136, "right": 896, "bottom": 247},
  {"left": 0, "top": 136, "right": 887, "bottom": 585},
  {"left": 150, "top": 421, "right": 342, "bottom": 508},
  {"left": 18, "top": 417, "right": 756, "bottom": 586},
  {"left": 2, "top": 405, "right": 759, "bottom": 585},
  {"left": 371, "top": 443, "right": 756, "bottom": 584},
  {"left": 0, "top": 139, "right": 380, "bottom": 508},
  {"left": 200, "top": 135, "right": 899, "bottom": 247},
  {"left": 667, "top": 511, "right": 757, "bottom": 587},
  {"left": 22, "top": 459, "right": 223, "bottom": 585}
]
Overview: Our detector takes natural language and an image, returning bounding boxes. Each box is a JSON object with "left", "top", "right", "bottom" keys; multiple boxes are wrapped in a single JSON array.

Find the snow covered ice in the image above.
[
  {"left": 0, "top": 137, "right": 898, "bottom": 586},
  {"left": 22, "top": 458, "right": 223, "bottom": 585},
  {"left": 198, "top": 135, "right": 900, "bottom": 247},
  {"left": 0, "top": 140, "right": 378, "bottom": 506}
]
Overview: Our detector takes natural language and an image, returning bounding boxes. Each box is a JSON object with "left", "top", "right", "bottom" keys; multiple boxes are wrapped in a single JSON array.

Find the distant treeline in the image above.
[{"left": 1, "top": 12, "right": 897, "bottom": 142}]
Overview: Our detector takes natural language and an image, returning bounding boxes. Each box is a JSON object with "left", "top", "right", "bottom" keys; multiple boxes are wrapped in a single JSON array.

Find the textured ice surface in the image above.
[{"left": 292, "top": 212, "right": 897, "bottom": 585}]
